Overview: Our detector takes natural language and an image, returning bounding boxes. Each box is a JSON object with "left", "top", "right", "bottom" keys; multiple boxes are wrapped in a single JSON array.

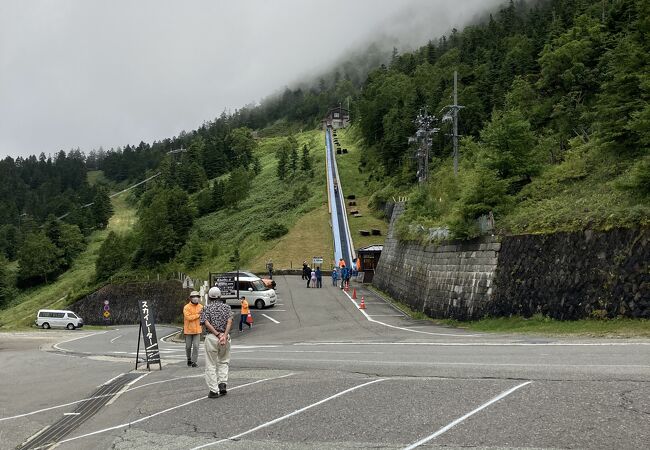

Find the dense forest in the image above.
[
  {"left": 1, "top": 0, "right": 648, "bottom": 305},
  {"left": 352, "top": 0, "right": 649, "bottom": 238}
]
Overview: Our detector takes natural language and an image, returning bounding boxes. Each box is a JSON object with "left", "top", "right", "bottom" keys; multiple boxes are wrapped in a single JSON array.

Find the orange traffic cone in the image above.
[
  {"left": 352, "top": 288, "right": 357, "bottom": 299},
  {"left": 359, "top": 296, "right": 366, "bottom": 310},
  {"left": 344, "top": 281, "right": 349, "bottom": 292}
]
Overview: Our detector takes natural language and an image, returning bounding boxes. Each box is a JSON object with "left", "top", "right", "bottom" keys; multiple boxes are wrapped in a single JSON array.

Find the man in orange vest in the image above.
[
  {"left": 184, "top": 291, "right": 204, "bottom": 367},
  {"left": 239, "top": 296, "right": 252, "bottom": 332}
]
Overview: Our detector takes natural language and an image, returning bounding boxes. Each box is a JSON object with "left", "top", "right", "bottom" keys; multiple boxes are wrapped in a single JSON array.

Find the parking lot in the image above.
[{"left": 1, "top": 275, "right": 649, "bottom": 449}]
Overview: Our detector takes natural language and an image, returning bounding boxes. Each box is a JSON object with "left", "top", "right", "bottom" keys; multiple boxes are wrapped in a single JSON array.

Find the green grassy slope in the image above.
[
  {"left": 333, "top": 127, "right": 388, "bottom": 250},
  {"left": 0, "top": 196, "right": 137, "bottom": 330},
  {"left": 186, "top": 129, "right": 334, "bottom": 277}
]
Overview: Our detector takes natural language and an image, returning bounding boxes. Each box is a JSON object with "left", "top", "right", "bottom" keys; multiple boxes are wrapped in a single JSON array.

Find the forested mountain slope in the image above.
[{"left": 1, "top": 0, "right": 648, "bottom": 320}]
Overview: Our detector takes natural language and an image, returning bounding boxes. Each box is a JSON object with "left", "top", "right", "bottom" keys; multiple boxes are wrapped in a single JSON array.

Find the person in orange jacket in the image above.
[
  {"left": 239, "top": 296, "right": 252, "bottom": 332},
  {"left": 184, "top": 291, "right": 204, "bottom": 367}
]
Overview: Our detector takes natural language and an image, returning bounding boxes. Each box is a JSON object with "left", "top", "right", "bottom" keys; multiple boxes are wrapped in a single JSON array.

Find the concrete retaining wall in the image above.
[{"left": 373, "top": 203, "right": 499, "bottom": 320}]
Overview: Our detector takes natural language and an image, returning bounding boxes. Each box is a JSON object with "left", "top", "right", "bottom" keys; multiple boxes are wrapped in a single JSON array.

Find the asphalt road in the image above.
[{"left": 1, "top": 275, "right": 649, "bottom": 449}]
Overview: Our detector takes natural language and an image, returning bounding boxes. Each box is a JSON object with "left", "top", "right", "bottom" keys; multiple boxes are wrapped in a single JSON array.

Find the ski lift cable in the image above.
[{"left": 53, "top": 172, "right": 162, "bottom": 221}]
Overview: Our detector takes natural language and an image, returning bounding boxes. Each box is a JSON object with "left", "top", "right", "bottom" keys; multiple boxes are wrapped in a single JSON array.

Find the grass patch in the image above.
[
  {"left": 445, "top": 315, "right": 650, "bottom": 338},
  {"left": 87, "top": 170, "right": 107, "bottom": 186},
  {"left": 368, "top": 286, "right": 650, "bottom": 338},
  {"left": 0, "top": 196, "right": 137, "bottom": 330},
  {"left": 333, "top": 127, "right": 388, "bottom": 250},
  {"left": 187, "top": 129, "right": 333, "bottom": 277},
  {"left": 250, "top": 205, "right": 334, "bottom": 270}
]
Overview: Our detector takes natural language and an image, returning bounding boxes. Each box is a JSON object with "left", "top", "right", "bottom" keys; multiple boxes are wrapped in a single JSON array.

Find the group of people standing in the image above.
[
  {"left": 332, "top": 258, "right": 354, "bottom": 288},
  {"left": 302, "top": 258, "right": 358, "bottom": 289},
  {"left": 182, "top": 287, "right": 251, "bottom": 399},
  {"left": 302, "top": 261, "right": 322, "bottom": 288}
]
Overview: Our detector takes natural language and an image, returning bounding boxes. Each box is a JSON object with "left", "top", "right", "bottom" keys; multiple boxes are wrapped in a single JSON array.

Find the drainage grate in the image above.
[{"left": 19, "top": 372, "right": 142, "bottom": 450}]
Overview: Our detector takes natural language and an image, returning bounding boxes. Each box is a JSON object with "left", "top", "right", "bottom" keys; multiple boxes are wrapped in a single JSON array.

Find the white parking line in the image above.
[
  {"left": 402, "top": 381, "right": 532, "bottom": 449},
  {"left": 367, "top": 314, "right": 406, "bottom": 317},
  {"left": 295, "top": 341, "right": 650, "bottom": 347},
  {"left": 39, "top": 373, "right": 295, "bottom": 448},
  {"left": 109, "top": 335, "right": 122, "bottom": 344},
  {"left": 342, "top": 290, "right": 478, "bottom": 337},
  {"left": 190, "top": 378, "right": 385, "bottom": 449},
  {"left": 234, "top": 356, "right": 650, "bottom": 369},
  {"left": 52, "top": 330, "right": 111, "bottom": 352},
  {"left": 262, "top": 314, "right": 280, "bottom": 324},
  {"left": 0, "top": 373, "right": 221, "bottom": 423}
]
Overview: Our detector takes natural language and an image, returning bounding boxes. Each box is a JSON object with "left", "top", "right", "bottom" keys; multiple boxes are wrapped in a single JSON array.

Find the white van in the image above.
[
  {"left": 35, "top": 309, "right": 84, "bottom": 330},
  {"left": 210, "top": 276, "right": 277, "bottom": 309}
]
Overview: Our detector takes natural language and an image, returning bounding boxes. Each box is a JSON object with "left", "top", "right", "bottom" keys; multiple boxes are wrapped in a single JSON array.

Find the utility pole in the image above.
[
  {"left": 453, "top": 71, "right": 459, "bottom": 176},
  {"left": 409, "top": 109, "right": 438, "bottom": 184},
  {"left": 442, "top": 70, "right": 464, "bottom": 177}
]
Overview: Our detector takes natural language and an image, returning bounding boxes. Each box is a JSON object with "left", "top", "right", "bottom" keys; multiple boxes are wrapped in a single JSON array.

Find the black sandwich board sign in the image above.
[
  {"left": 209, "top": 273, "right": 238, "bottom": 297},
  {"left": 136, "top": 299, "right": 162, "bottom": 371}
]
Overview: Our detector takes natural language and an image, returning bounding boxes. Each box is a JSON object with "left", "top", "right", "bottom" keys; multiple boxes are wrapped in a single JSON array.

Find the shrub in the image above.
[{"left": 261, "top": 222, "right": 288, "bottom": 241}]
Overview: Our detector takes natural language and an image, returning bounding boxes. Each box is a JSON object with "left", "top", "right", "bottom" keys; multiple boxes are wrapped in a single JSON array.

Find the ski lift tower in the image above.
[{"left": 408, "top": 109, "right": 438, "bottom": 184}]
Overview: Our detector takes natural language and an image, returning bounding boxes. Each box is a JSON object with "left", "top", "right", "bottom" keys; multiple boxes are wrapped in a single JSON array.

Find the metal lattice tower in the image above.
[{"left": 409, "top": 109, "right": 439, "bottom": 184}]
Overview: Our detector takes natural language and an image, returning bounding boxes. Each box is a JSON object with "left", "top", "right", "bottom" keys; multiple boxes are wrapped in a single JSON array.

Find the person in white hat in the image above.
[{"left": 201, "top": 286, "right": 233, "bottom": 398}]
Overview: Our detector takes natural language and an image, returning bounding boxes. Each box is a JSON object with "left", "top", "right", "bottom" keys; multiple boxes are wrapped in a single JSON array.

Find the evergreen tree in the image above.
[
  {"left": 300, "top": 144, "right": 312, "bottom": 172},
  {"left": 478, "top": 109, "right": 539, "bottom": 183},
  {"left": 17, "top": 232, "right": 60, "bottom": 285},
  {"left": 135, "top": 187, "right": 195, "bottom": 266},
  {"left": 290, "top": 145, "right": 299, "bottom": 174},
  {"left": 224, "top": 167, "right": 252, "bottom": 208},
  {"left": 229, "top": 127, "right": 257, "bottom": 168},
  {"left": 211, "top": 179, "right": 226, "bottom": 211},
  {"left": 179, "top": 161, "right": 207, "bottom": 193},
  {"left": 91, "top": 187, "right": 113, "bottom": 229},
  {"left": 252, "top": 156, "right": 262, "bottom": 175},
  {"left": 95, "top": 231, "right": 130, "bottom": 280},
  {"left": 0, "top": 225, "right": 18, "bottom": 260},
  {"left": 0, "top": 255, "right": 12, "bottom": 308},
  {"left": 179, "top": 234, "right": 205, "bottom": 268},
  {"left": 276, "top": 147, "right": 288, "bottom": 181},
  {"left": 57, "top": 223, "right": 85, "bottom": 268}
]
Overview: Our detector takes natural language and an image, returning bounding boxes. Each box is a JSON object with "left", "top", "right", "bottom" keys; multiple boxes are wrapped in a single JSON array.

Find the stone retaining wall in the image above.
[
  {"left": 491, "top": 228, "right": 649, "bottom": 319},
  {"left": 373, "top": 202, "right": 649, "bottom": 319},
  {"left": 70, "top": 281, "right": 190, "bottom": 325}
]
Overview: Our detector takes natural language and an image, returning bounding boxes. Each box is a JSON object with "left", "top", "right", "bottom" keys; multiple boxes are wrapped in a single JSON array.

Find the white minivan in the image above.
[
  {"left": 212, "top": 276, "right": 277, "bottom": 309},
  {"left": 35, "top": 309, "right": 84, "bottom": 330}
]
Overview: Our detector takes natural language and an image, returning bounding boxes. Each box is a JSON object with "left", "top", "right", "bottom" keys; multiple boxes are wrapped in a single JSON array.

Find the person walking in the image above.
[
  {"left": 266, "top": 259, "right": 274, "bottom": 279},
  {"left": 304, "top": 264, "right": 312, "bottom": 287},
  {"left": 310, "top": 269, "right": 317, "bottom": 288},
  {"left": 239, "top": 296, "right": 252, "bottom": 332},
  {"left": 332, "top": 268, "right": 338, "bottom": 286},
  {"left": 183, "top": 291, "right": 203, "bottom": 368},
  {"left": 316, "top": 267, "right": 322, "bottom": 288},
  {"left": 201, "top": 287, "right": 233, "bottom": 398},
  {"left": 340, "top": 266, "right": 348, "bottom": 289}
]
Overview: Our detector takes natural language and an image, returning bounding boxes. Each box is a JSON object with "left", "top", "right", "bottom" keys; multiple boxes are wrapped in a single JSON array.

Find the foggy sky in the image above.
[{"left": 0, "top": 0, "right": 505, "bottom": 159}]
